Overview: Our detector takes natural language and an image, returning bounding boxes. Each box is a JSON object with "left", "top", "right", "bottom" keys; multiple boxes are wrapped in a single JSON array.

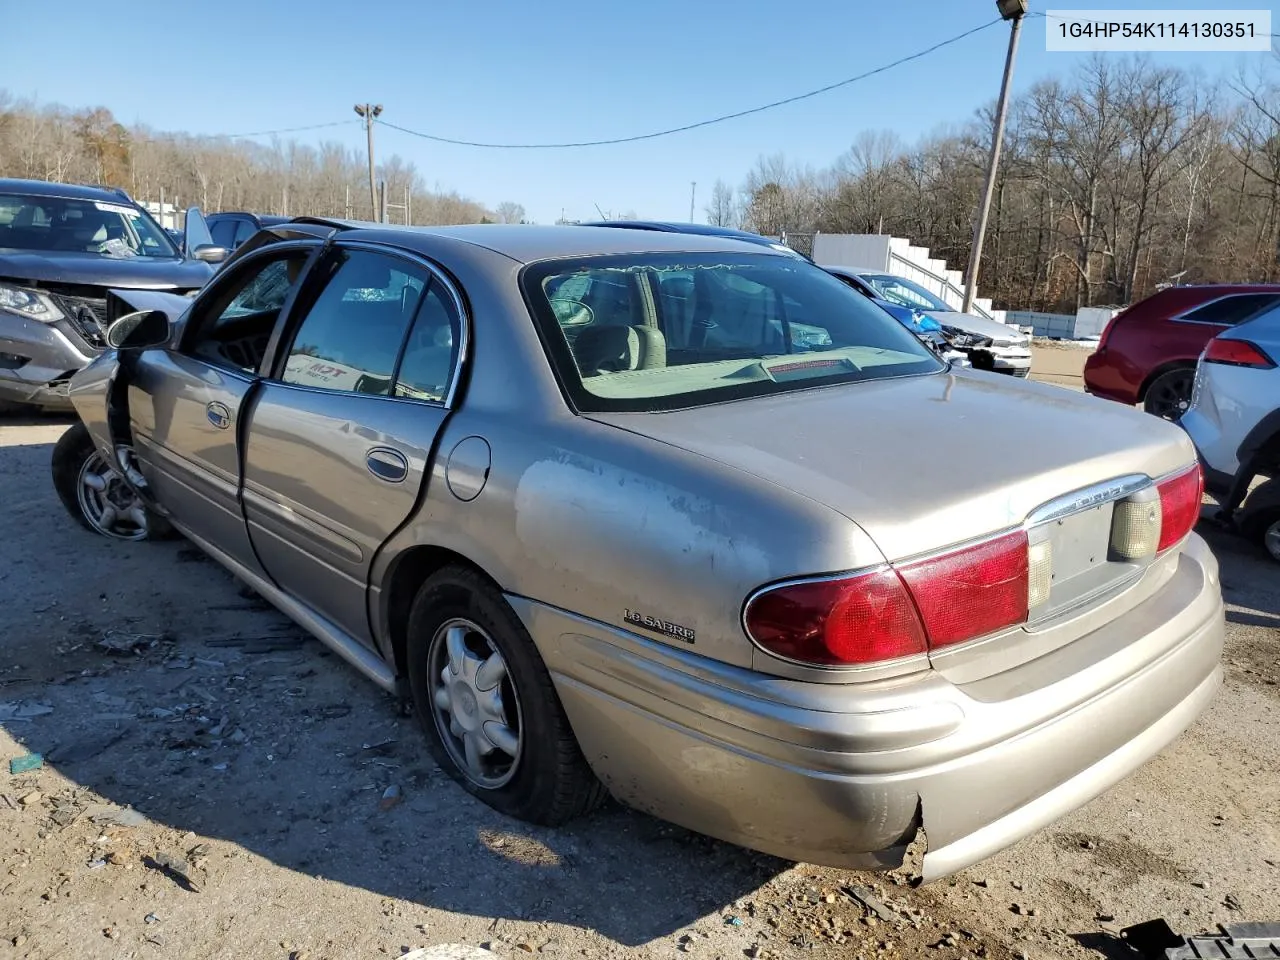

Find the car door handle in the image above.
[
  {"left": 206, "top": 401, "right": 232, "bottom": 430},
  {"left": 366, "top": 447, "right": 409, "bottom": 483}
]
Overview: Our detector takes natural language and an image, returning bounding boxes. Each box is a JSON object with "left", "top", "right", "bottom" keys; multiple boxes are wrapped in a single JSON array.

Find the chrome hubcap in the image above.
[
  {"left": 1265, "top": 520, "right": 1280, "bottom": 562},
  {"left": 428, "top": 618, "right": 522, "bottom": 788},
  {"left": 76, "top": 452, "right": 148, "bottom": 541}
]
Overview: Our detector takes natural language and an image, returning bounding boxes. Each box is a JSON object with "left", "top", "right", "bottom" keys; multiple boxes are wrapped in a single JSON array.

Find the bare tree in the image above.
[
  {"left": 0, "top": 92, "right": 509, "bottom": 228},
  {"left": 495, "top": 201, "right": 526, "bottom": 223},
  {"left": 705, "top": 179, "right": 738, "bottom": 227}
]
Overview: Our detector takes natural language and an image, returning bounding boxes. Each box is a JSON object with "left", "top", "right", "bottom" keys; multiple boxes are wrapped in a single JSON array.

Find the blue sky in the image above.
[{"left": 3, "top": 1, "right": 1274, "bottom": 223}]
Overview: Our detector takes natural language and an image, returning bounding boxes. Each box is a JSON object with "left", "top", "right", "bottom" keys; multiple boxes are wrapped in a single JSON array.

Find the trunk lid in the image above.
[{"left": 589, "top": 369, "right": 1196, "bottom": 564}]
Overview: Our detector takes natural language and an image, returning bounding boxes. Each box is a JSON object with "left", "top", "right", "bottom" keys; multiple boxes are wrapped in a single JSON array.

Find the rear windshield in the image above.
[
  {"left": 0, "top": 192, "right": 177, "bottom": 258},
  {"left": 522, "top": 252, "right": 942, "bottom": 412}
]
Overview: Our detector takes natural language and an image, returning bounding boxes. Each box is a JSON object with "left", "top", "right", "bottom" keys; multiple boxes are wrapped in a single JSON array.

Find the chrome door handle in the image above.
[
  {"left": 365, "top": 447, "right": 408, "bottom": 483},
  {"left": 206, "top": 401, "right": 232, "bottom": 430}
]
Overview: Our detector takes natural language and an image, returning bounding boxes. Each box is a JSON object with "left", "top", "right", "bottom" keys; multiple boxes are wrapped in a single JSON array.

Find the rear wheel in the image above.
[
  {"left": 406, "top": 566, "right": 606, "bottom": 824},
  {"left": 51, "top": 422, "right": 173, "bottom": 541},
  {"left": 1143, "top": 367, "right": 1194, "bottom": 420}
]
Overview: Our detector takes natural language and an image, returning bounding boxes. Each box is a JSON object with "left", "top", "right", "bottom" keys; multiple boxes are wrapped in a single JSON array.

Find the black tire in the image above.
[
  {"left": 51, "top": 422, "right": 174, "bottom": 540},
  {"left": 1143, "top": 367, "right": 1194, "bottom": 420},
  {"left": 406, "top": 565, "right": 606, "bottom": 825}
]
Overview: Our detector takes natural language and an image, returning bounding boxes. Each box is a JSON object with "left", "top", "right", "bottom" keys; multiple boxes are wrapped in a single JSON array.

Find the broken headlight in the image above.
[
  {"left": 940, "top": 324, "right": 992, "bottom": 349},
  {"left": 0, "top": 282, "right": 65, "bottom": 323}
]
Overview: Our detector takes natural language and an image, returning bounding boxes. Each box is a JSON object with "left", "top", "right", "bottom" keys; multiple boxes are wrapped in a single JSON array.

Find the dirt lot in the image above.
[
  {"left": 1, "top": 406, "right": 1277, "bottom": 960},
  {"left": 1029, "top": 342, "right": 1091, "bottom": 392}
]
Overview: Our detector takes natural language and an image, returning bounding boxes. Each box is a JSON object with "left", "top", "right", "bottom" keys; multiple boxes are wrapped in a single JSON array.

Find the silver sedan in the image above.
[{"left": 53, "top": 221, "right": 1223, "bottom": 881}]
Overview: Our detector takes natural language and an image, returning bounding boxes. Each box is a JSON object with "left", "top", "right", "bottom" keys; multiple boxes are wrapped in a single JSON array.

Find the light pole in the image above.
[
  {"left": 689, "top": 181, "right": 696, "bottom": 222},
  {"left": 354, "top": 103, "right": 383, "bottom": 221},
  {"left": 962, "top": 0, "right": 1026, "bottom": 315}
]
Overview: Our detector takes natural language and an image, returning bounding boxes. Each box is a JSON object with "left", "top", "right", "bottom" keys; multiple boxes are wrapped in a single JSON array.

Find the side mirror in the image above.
[
  {"left": 105, "top": 310, "right": 170, "bottom": 351},
  {"left": 192, "top": 244, "right": 230, "bottom": 264}
]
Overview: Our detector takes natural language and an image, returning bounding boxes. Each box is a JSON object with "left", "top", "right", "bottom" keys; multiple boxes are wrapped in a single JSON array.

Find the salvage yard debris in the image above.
[
  {"left": 8, "top": 752, "right": 42, "bottom": 774},
  {"left": 97, "top": 630, "right": 164, "bottom": 655}
]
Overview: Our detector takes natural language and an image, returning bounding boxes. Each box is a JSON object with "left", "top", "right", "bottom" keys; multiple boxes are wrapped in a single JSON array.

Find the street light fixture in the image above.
[{"left": 962, "top": 0, "right": 1028, "bottom": 314}]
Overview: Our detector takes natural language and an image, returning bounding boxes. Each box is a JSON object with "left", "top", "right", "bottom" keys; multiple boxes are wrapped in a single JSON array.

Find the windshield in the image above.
[
  {"left": 523, "top": 253, "right": 943, "bottom": 413},
  {"left": 862, "top": 274, "right": 951, "bottom": 313},
  {"left": 0, "top": 192, "right": 178, "bottom": 259}
]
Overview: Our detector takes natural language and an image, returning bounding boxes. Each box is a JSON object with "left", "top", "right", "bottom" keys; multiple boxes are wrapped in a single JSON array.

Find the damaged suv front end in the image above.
[{"left": 0, "top": 179, "right": 221, "bottom": 412}]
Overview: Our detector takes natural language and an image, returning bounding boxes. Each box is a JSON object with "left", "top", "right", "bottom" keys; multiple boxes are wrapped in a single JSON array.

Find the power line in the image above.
[
  {"left": 376, "top": 17, "right": 1004, "bottom": 150},
  {"left": 130, "top": 119, "right": 359, "bottom": 146},
  {"left": 216, "top": 119, "right": 359, "bottom": 139}
]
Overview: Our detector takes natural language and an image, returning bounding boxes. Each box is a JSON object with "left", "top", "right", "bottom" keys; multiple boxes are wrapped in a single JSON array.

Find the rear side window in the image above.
[
  {"left": 281, "top": 249, "right": 427, "bottom": 396},
  {"left": 1179, "top": 293, "right": 1280, "bottom": 326},
  {"left": 395, "top": 285, "right": 461, "bottom": 402},
  {"left": 523, "top": 252, "right": 942, "bottom": 413}
]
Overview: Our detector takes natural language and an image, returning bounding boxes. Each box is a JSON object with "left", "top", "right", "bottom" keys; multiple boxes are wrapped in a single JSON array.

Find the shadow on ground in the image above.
[
  {"left": 0, "top": 436, "right": 782, "bottom": 947},
  {"left": 4, "top": 427, "right": 1276, "bottom": 949}
]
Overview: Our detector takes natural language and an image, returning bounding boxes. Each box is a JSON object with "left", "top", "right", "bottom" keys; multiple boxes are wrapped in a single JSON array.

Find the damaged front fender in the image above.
[{"left": 66, "top": 286, "right": 191, "bottom": 516}]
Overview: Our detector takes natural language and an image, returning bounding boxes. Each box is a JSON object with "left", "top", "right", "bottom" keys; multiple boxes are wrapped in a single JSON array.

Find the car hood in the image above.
[
  {"left": 927, "top": 310, "right": 1026, "bottom": 343},
  {"left": 0, "top": 250, "right": 212, "bottom": 290},
  {"left": 590, "top": 370, "right": 1196, "bottom": 561}
]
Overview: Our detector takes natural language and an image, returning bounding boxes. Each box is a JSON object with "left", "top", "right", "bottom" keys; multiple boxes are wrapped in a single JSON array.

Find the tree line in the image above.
[
  {"left": 0, "top": 92, "right": 527, "bottom": 227},
  {"left": 712, "top": 56, "right": 1280, "bottom": 313}
]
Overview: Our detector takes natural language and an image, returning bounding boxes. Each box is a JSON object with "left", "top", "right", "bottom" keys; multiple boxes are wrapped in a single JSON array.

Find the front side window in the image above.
[
  {"left": 281, "top": 249, "right": 428, "bottom": 396},
  {"left": 0, "top": 192, "right": 177, "bottom": 258},
  {"left": 187, "top": 251, "right": 312, "bottom": 372},
  {"left": 524, "top": 253, "right": 942, "bottom": 412}
]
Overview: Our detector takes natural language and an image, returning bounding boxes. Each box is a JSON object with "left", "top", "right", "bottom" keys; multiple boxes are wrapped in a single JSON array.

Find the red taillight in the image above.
[
  {"left": 897, "top": 530, "right": 1030, "bottom": 650},
  {"left": 1204, "top": 338, "right": 1275, "bottom": 368},
  {"left": 744, "top": 569, "right": 927, "bottom": 666},
  {"left": 744, "top": 530, "right": 1031, "bottom": 667},
  {"left": 1156, "top": 463, "right": 1203, "bottom": 552}
]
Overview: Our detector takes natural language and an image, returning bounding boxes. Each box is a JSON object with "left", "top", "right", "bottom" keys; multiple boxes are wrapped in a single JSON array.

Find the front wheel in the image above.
[
  {"left": 1143, "top": 367, "right": 1194, "bottom": 420},
  {"left": 51, "top": 422, "right": 172, "bottom": 541},
  {"left": 406, "top": 566, "right": 606, "bottom": 824}
]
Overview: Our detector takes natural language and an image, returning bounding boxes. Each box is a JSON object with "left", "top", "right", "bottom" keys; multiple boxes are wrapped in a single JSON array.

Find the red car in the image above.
[{"left": 1084, "top": 284, "right": 1280, "bottom": 419}]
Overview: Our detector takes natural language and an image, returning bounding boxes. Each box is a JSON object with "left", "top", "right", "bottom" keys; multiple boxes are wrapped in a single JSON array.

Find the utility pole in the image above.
[
  {"left": 689, "top": 181, "right": 696, "bottom": 222},
  {"left": 353, "top": 103, "right": 383, "bottom": 221},
  {"left": 962, "top": 0, "right": 1026, "bottom": 315}
]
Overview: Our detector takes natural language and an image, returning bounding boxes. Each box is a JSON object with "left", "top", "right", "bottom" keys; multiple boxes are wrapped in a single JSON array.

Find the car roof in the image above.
[
  {"left": 580, "top": 220, "right": 779, "bottom": 244},
  {"left": 0, "top": 177, "right": 132, "bottom": 204},
  {"left": 210, "top": 211, "right": 290, "bottom": 225},
  {"left": 296, "top": 220, "right": 795, "bottom": 264}
]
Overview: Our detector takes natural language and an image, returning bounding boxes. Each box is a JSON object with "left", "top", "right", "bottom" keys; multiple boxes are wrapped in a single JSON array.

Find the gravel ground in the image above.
[{"left": 0, "top": 414, "right": 1276, "bottom": 960}]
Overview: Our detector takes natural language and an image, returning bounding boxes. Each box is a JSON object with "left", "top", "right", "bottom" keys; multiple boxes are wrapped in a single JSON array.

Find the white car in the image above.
[
  {"left": 1180, "top": 304, "right": 1280, "bottom": 561},
  {"left": 825, "top": 269, "right": 1033, "bottom": 377}
]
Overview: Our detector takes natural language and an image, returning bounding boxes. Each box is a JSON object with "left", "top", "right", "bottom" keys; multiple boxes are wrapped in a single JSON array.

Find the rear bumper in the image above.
[
  {"left": 0, "top": 311, "right": 96, "bottom": 409},
  {"left": 517, "top": 534, "right": 1223, "bottom": 879},
  {"left": 1083, "top": 351, "right": 1140, "bottom": 404}
]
